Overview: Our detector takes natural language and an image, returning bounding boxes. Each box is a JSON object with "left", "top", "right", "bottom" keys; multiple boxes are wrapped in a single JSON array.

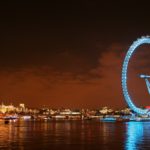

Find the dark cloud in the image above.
[
  {"left": 0, "top": 1, "right": 150, "bottom": 108},
  {"left": 0, "top": 43, "right": 126, "bottom": 108},
  {"left": 0, "top": 40, "right": 150, "bottom": 109}
]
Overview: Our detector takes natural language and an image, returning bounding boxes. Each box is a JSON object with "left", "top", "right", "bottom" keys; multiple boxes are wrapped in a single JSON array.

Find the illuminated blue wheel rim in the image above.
[{"left": 122, "top": 36, "right": 150, "bottom": 115}]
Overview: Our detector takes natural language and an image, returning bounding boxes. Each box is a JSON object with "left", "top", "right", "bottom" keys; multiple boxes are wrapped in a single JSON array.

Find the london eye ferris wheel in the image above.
[{"left": 122, "top": 36, "right": 150, "bottom": 115}]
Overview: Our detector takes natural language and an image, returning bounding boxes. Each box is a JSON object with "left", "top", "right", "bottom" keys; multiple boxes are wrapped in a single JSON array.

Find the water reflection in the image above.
[
  {"left": 126, "top": 122, "right": 144, "bottom": 150},
  {"left": 1, "top": 121, "right": 150, "bottom": 150}
]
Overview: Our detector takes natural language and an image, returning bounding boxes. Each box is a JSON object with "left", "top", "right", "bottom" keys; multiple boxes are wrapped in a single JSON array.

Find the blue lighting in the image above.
[
  {"left": 125, "top": 122, "right": 143, "bottom": 150},
  {"left": 145, "top": 79, "right": 150, "bottom": 94},
  {"left": 122, "top": 36, "right": 150, "bottom": 115},
  {"left": 140, "top": 74, "right": 150, "bottom": 94},
  {"left": 140, "top": 74, "right": 150, "bottom": 78}
]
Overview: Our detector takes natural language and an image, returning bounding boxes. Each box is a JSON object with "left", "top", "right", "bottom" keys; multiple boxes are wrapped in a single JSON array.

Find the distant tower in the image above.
[
  {"left": 19, "top": 103, "right": 25, "bottom": 108},
  {"left": 19, "top": 103, "right": 25, "bottom": 112}
]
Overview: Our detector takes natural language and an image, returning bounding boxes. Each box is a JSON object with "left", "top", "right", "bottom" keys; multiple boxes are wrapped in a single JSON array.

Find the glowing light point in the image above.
[{"left": 140, "top": 74, "right": 150, "bottom": 78}]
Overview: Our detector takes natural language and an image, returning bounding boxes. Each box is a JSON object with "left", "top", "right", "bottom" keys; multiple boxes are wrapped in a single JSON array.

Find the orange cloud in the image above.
[{"left": 0, "top": 43, "right": 149, "bottom": 109}]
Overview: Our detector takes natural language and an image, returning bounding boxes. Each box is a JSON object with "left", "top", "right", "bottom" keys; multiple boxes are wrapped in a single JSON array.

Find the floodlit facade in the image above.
[{"left": 0, "top": 103, "right": 15, "bottom": 113}]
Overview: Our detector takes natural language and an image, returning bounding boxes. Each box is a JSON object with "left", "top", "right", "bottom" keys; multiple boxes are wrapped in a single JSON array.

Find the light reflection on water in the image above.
[
  {"left": 0, "top": 120, "right": 150, "bottom": 150},
  {"left": 126, "top": 122, "right": 143, "bottom": 150},
  {"left": 125, "top": 122, "right": 150, "bottom": 150}
]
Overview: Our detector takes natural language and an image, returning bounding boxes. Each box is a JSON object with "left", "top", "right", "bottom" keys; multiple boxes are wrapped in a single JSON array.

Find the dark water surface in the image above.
[{"left": 0, "top": 120, "right": 150, "bottom": 150}]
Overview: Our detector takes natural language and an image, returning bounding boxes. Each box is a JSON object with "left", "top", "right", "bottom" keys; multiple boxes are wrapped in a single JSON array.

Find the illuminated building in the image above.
[
  {"left": 19, "top": 103, "right": 25, "bottom": 112},
  {"left": 0, "top": 103, "right": 15, "bottom": 113},
  {"left": 99, "top": 107, "right": 113, "bottom": 115}
]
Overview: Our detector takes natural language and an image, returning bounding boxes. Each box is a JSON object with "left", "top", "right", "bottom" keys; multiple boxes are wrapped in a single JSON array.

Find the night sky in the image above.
[{"left": 0, "top": 1, "right": 150, "bottom": 108}]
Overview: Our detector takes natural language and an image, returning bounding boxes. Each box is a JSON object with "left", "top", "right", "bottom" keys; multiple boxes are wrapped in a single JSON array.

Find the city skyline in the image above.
[{"left": 0, "top": 1, "right": 150, "bottom": 108}]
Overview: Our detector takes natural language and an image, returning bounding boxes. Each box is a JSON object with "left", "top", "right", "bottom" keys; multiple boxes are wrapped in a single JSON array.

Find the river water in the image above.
[{"left": 0, "top": 120, "right": 150, "bottom": 150}]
